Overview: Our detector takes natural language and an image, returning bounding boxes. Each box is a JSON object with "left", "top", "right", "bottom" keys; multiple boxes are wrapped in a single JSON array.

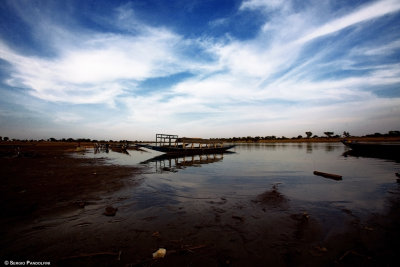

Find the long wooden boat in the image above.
[
  {"left": 140, "top": 144, "right": 236, "bottom": 154},
  {"left": 342, "top": 140, "right": 400, "bottom": 158},
  {"left": 138, "top": 134, "right": 235, "bottom": 155}
]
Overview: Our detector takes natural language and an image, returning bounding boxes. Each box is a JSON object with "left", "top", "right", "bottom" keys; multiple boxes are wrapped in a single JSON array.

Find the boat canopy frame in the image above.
[
  {"left": 155, "top": 134, "right": 225, "bottom": 148},
  {"left": 156, "top": 134, "right": 179, "bottom": 147}
]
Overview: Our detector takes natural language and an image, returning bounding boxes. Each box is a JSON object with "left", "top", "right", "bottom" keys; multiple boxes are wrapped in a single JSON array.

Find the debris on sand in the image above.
[
  {"left": 104, "top": 206, "right": 118, "bottom": 216},
  {"left": 152, "top": 248, "right": 166, "bottom": 259}
]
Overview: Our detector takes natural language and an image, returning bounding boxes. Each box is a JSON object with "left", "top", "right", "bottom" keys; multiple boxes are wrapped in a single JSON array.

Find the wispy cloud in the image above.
[
  {"left": 297, "top": 0, "right": 400, "bottom": 44},
  {"left": 352, "top": 39, "right": 400, "bottom": 56},
  {"left": 239, "top": 0, "right": 289, "bottom": 11},
  {"left": 0, "top": 28, "right": 187, "bottom": 105}
]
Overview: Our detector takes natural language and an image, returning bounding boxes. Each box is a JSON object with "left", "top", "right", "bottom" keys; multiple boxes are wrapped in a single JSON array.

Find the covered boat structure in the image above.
[{"left": 139, "top": 134, "right": 235, "bottom": 155}]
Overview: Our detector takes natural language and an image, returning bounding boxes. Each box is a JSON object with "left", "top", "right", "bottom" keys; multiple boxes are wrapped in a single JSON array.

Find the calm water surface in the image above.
[{"left": 84, "top": 143, "right": 400, "bottom": 223}]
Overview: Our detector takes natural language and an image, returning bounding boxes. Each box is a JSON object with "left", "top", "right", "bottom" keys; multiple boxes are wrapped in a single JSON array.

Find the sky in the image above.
[{"left": 0, "top": 0, "right": 400, "bottom": 141}]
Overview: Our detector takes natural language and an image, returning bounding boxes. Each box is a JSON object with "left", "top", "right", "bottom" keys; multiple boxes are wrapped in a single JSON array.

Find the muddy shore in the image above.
[{"left": 1, "top": 142, "right": 400, "bottom": 266}]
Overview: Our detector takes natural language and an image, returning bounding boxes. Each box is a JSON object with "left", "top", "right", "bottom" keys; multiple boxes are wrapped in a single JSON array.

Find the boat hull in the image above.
[
  {"left": 342, "top": 140, "right": 400, "bottom": 159},
  {"left": 138, "top": 144, "right": 235, "bottom": 155}
]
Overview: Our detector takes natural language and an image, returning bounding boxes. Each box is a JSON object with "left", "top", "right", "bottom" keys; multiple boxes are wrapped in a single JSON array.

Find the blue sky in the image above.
[{"left": 0, "top": 0, "right": 399, "bottom": 140}]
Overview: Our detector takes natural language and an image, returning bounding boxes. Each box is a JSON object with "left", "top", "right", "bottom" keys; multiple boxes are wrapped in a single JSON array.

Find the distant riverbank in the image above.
[
  {"left": 1, "top": 136, "right": 399, "bottom": 148},
  {"left": 230, "top": 136, "right": 400, "bottom": 143}
]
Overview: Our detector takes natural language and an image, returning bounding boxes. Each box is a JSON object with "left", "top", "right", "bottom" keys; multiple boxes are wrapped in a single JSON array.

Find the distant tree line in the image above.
[
  {"left": 212, "top": 130, "right": 400, "bottom": 142},
  {"left": 364, "top": 131, "right": 400, "bottom": 137},
  {"left": 1, "top": 130, "right": 399, "bottom": 143}
]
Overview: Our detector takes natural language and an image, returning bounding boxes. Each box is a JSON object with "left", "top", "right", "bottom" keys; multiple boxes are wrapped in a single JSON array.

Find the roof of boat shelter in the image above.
[
  {"left": 155, "top": 134, "right": 224, "bottom": 144},
  {"left": 177, "top": 138, "right": 223, "bottom": 144}
]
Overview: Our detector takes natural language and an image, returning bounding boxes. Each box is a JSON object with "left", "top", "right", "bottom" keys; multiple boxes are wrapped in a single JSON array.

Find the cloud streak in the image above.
[{"left": 296, "top": 0, "right": 400, "bottom": 44}]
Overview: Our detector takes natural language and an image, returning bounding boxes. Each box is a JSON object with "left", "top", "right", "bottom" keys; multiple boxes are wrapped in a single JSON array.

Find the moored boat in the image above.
[
  {"left": 138, "top": 134, "right": 235, "bottom": 155},
  {"left": 342, "top": 140, "right": 400, "bottom": 158}
]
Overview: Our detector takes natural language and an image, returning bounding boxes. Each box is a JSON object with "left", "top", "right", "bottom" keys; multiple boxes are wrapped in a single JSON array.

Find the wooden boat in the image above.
[
  {"left": 138, "top": 134, "right": 235, "bottom": 155},
  {"left": 342, "top": 140, "right": 400, "bottom": 158}
]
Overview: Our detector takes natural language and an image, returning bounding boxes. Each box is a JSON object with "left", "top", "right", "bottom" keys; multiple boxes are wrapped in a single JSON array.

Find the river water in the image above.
[{"left": 88, "top": 143, "right": 400, "bottom": 224}]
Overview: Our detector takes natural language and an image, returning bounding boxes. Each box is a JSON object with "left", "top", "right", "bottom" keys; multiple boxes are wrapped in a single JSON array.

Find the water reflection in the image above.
[
  {"left": 141, "top": 152, "right": 233, "bottom": 173},
  {"left": 325, "top": 144, "right": 336, "bottom": 152},
  {"left": 306, "top": 143, "right": 312, "bottom": 153},
  {"left": 94, "top": 143, "right": 144, "bottom": 155},
  {"left": 93, "top": 143, "right": 109, "bottom": 153},
  {"left": 296, "top": 143, "right": 303, "bottom": 149}
]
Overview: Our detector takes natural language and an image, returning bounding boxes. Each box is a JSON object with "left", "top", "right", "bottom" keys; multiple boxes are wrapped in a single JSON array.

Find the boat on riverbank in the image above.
[
  {"left": 138, "top": 134, "right": 235, "bottom": 155},
  {"left": 342, "top": 140, "right": 400, "bottom": 159}
]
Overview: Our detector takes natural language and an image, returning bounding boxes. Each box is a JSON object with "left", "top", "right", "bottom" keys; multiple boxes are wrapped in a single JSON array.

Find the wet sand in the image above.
[{"left": 1, "top": 142, "right": 400, "bottom": 266}]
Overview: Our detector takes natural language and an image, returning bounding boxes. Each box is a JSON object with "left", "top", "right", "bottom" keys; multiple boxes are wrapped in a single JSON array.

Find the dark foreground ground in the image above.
[{"left": 1, "top": 142, "right": 400, "bottom": 266}]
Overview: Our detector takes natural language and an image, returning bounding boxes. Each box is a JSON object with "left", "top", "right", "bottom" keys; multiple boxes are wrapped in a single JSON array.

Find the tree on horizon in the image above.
[{"left": 343, "top": 131, "right": 350, "bottom": 137}]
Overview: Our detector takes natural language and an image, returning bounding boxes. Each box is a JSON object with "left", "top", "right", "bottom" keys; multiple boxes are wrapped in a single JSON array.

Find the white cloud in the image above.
[
  {"left": 296, "top": 0, "right": 400, "bottom": 44},
  {"left": 240, "top": 0, "right": 288, "bottom": 11},
  {"left": 353, "top": 39, "right": 400, "bottom": 56},
  {"left": 0, "top": 27, "right": 186, "bottom": 104},
  {"left": 58, "top": 32, "right": 182, "bottom": 83},
  {"left": 209, "top": 17, "right": 229, "bottom": 27}
]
